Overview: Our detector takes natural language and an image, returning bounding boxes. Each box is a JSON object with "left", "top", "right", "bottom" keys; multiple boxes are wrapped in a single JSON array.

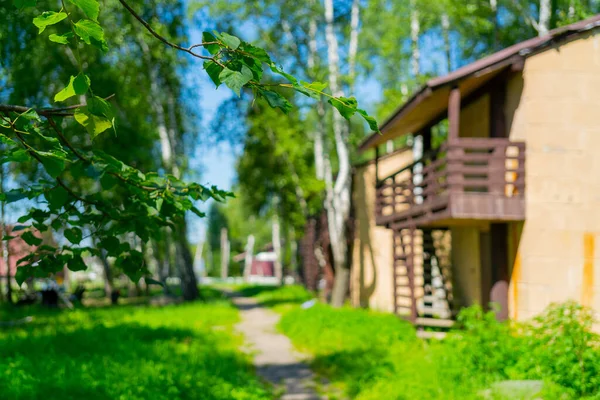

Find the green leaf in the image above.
[
  {"left": 116, "top": 251, "right": 145, "bottom": 281},
  {"left": 190, "top": 206, "right": 205, "bottom": 218},
  {"left": 35, "top": 150, "right": 67, "bottom": 178},
  {"left": 12, "top": 225, "right": 28, "bottom": 232},
  {"left": 218, "top": 32, "right": 240, "bottom": 49},
  {"left": 74, "top": 107, "right": 113, "bottom": 138},
  {"left": 73, "top": 19, "right": 108, "bottom": 51},
  {"left": 88, "top": 96, "right": 114, "bottom": 120},
  {"left": 13, "top": 0, "right": 36, "bottom": 9},
  {"left": 240, "top": 43, "right": 272, "bottom": 63},
  {"left": 68, "top": 0, "right": 99, "bottom": 21},
  {"left": 64, "top": 227, "right": 83, "bottom": 244},
  {"left": 357, "top": 109, "right": 379, "bottom": 132},
  {"left": 19, "top": 109, "right": 41, "bottom": 122},
  {"left": 2, "top": 189, "right": 26, "bottom": 203},
  {"left": 48, "top": 32, "right": 73, "bottom": 45},
  {"left": 45, "top": 186, "right": 69, "bottom": 209},
  {"left": 74, "top": 96, "right": 115, "bottom": 137},
  {"left": 100, "top": 173, "right": 117, "bottom": 190},
  {"left": 301, "top": 80, "right": 327, "bottom": 93},
  {"left": 328, "top": 96, "right": 358, "bottom": 119},
  {"left": 15, "top": 265, "right": 33, "bottom": 286},
  {"left": 144, "top": 277, "right": 164, "bottom": 287},
  {"left": 202, "top": 32, "right": 220, "bottom": 55},
  {"left": 269, "top": 64, "right": 298, "bottom": 85},
  {"left": 33, "top": 11, "right": 67, "bottom": 34},
  {"left": 219, "top": 66, "right": 253, "bottom": 97},
  {"left": 54, "top": 73, "right": 90, "bottom": 102},
  {"left": 67, "top": 255, "right": 87, "bottom": 271},
  {"left": 21, "top": 231, "right": 43, "bottom": 246},
  {"left": 260, "top": 90, "right": 292, "bottom": 113},
  {"left": 156, "top": 197, "right": 164, "bottom": 212},
  {"left": 204, "top": 61, "right": 223, "bottom": 87},
  {"left": 99, "top": 237, "right": 120, "bottom": 256}
]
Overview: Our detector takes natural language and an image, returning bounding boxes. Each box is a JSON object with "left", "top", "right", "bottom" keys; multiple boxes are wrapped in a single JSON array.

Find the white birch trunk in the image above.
[
  {"left": 538, "top": 0, "right": 551, "bottom": 35},
  {"left": 410, "top": 2, "right": 420, "bottom": 77},
  {"left": 348, "top": 0, "right": 360, "bottom": 86},
  {"left": 243, "top": 234, "right": 255, "bottom": 281},
  {"left": 324, "top": 0, "right": 354, "bottom": 307},
  {"left": 272, "top": 214, "right": 283, "bottom": 282},
  {"left": 220, "top": 228, "right": 229, "bottom": 279},
  {"left": 441, "top": 13, "right": 452, "bottom": 72},
  {"left": 193, "top": 233, "right": 205, "bottom": 281}
]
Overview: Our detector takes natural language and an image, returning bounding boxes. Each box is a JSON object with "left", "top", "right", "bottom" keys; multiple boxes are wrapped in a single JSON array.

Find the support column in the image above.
[
  {"left": 490, "top": 223, "right": 509, "bottom": 321},
  {"left": 448, "top": 87, "right": 461, "bottom": 142},
  {"left": 374, "top": 146, "right": 380, "bottom": 183}
]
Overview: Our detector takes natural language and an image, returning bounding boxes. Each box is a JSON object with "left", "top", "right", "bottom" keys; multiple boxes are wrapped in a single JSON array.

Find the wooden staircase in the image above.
[{"left": 392, "top": 227, "right": 454, "bottom": 337}]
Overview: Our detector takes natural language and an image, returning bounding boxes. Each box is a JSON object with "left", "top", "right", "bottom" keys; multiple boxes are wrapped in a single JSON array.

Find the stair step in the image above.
[
  {"left": 416, "top": 330, "right": 447, "bottom": 340},
  {"left": 416, "top": 317, "right": 455, "bottom": 328},
  {"left": 421, "top": 295, "right": 449, "bottom": 303}
]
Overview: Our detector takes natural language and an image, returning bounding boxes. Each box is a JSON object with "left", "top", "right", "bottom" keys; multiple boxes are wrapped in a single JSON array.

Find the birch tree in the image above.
[{"left": 538, "top": 0, "right": 552, "bottom": 34}]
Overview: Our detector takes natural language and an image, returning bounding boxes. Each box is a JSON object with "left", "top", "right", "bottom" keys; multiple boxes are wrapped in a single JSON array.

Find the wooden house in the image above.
[{"left": 351, "top": 15, "right": 600, "bottom": 330}]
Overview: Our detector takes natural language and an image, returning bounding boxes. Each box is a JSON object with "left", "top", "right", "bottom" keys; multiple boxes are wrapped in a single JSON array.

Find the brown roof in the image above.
[{"left": 359, "top": 14, "right": 600, "bottom": 152}]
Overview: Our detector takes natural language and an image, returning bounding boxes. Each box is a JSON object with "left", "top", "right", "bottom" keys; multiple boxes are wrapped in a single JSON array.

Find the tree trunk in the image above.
[
  {"left": 324, "top": 0, "right": 354, "bottom": 308},
  {"left": 175, "top": 220, "right": 199, "bottom": 301},
  {"left": 193, "top": 232, "right": 206, "bottom": 280},
  {"left": 568, "top": 0, "right": 575, "bottom": 19},
  {"left": 538, "top": 0, "right": 551, "bottom": 35},
  {"left": 272, "top": 213, "right": 283, "bottom": 282},
  {"left": 220, "top": 228, "right": 229, "bottom": 279},
  {"left": 98, "top": 248, "right": 114, "bottom": 301},
  {"left": 307, "top": 7, "right": 326, "bottom": 181},
  {"left": 410, "top": 2, "right": 420, "bottom": 78},
  {"left": 289, "top": 227, "right": 298, "bottom": 277},
  {"left": 441, "top": 12, "right": 452, "bottom": 72},
  {"left": 489, "top": 0, "right": 499, "bottom": 51},
  {"left": 348, "top": 0, "right": 360, "bottom": 85},
  {"left": 243, "top": 234, "right": 255, "bottom": 281}
]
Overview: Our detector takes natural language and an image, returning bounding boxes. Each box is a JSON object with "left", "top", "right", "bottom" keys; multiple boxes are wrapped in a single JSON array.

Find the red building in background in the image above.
[{"left": 0, "top": 226, "right": 42, "bottom": 278}]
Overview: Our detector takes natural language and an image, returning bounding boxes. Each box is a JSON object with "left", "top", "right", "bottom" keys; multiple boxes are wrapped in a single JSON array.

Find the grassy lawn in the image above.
[
  {"left": 0, "top": 288, "right": 272, "bottom": 400},
  {"left": 235, "top": 284, "right": 314, "bottom": 313},
  {"left": 255, "top": 285, "right": 600, "bottom": 400}
]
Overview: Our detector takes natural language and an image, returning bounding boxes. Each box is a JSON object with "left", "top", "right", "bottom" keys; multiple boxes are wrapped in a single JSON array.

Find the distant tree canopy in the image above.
[{"left": 0, "top": 0, "right": 375, "bottom": 286}]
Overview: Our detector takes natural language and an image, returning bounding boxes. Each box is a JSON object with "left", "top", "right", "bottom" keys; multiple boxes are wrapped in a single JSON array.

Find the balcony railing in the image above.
[{"left": 375, "top": 138, "right": 526, "bottom": 228}]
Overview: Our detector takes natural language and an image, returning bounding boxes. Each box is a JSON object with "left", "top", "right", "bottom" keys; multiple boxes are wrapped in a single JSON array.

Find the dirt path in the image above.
[{"left": 231, "top": 295, "right": 323, "bottom": 400}]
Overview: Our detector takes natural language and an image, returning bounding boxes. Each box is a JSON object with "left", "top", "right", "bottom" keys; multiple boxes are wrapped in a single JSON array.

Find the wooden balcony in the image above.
[{"left": 375, "top": 138, "right": 526, "bottom": 229}]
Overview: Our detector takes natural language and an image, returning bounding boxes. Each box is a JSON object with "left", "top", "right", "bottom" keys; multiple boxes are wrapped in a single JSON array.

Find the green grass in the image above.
[
  {"left": 0, "top": 289, "right": 272, "bottom": 400},
  {"left": 278, "top": 302, "right": 600, "bottom": 400},
  {"left": 235, "top": 284, "right": 314, "bottom": 313}
]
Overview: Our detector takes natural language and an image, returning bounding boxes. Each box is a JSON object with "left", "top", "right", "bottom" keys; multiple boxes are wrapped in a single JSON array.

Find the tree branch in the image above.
[
  {"left": 117, "top": 0, "right": 219, "bottom": 62},
  {"left": 0, "top": 94, "right": 116, "bottom": 117}
]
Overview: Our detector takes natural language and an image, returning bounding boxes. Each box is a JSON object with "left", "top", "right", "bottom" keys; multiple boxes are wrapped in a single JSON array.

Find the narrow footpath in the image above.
[{"left": 231, "top": 294, "right": 323, "bottom": 400}]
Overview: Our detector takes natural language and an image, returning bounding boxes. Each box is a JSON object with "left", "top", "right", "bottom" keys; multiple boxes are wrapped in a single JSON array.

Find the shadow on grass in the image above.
[
  {"left": 310, "top": 348, "right": 395, "bottom": 398},
  {"left": 234, "top": 285, "right": 314, "bottom": 310},
  {"left": 237, "top": 285, "right": 280, "bottom": 298},
  {"left": 0, "top": 314, "right": 270, "bottom": 399}
]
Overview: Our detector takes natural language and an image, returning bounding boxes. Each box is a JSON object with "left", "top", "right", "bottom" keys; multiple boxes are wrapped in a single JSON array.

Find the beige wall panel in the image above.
[
  {"left": 507, "top": 31, "right": 600, "bottom": 322},
  {"left": 450, "top": 227, "right": 482, "bottom": 307},
  {"left": 459, "top": 94, "right": 490, "bottom": 138},
  {"left": 351, "top": 150, "right": 413, "bottom": 313}
]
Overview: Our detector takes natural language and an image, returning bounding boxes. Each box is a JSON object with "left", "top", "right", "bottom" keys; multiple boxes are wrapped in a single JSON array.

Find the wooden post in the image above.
[
  {"left": 220, "top": 228, "right": 229, "bottom": 280},
  {"left": 374, "top": 146, "right": 380, "bottom": 183},
  {"left": 409, "top": 226, "right": 418, "bottom": 323},
  {"left": 448, "top": 87, "right": 461, "bottom": 142},
  {"left": 422, "top": 126, "right": 432, "bottom": 153}
]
